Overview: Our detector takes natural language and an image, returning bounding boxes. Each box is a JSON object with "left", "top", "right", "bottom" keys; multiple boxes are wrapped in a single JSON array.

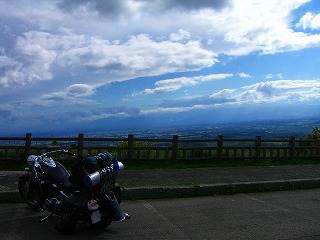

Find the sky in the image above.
[{"left": 1, "top": 0, "right": 320, "bottom": 136}]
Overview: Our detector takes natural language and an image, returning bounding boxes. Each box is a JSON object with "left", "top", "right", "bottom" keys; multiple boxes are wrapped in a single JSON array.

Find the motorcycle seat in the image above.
[{"left": 61, "top": 176, "right": 77, "bottom": 193}]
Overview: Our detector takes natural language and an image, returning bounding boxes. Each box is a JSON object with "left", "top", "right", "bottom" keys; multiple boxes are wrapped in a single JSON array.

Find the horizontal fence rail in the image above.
[{"left": 0, "top": 133, "right": 320, "bottom": 162}]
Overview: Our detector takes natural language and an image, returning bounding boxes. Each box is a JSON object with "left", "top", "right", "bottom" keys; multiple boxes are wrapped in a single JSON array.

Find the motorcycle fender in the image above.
[
  {"left": 99, "top": 191, "right": 126, "bottom": 222},
  {"left": 112, "top": 183, "right": 121, "bottom": 204},
  {"left": 19, "top": 172, "right": 31, "bottom": 181}
]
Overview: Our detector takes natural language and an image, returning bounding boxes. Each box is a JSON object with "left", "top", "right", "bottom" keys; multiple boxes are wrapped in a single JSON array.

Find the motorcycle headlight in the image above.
[
  {"left": 117, "top": 161, "right": 124, "bottom": 171},
  {"left": 27, "top": 155, "right": 37, "bottom": 167}
]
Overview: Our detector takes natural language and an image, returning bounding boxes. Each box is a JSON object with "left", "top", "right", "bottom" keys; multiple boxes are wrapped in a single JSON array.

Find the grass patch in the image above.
[
  {"left": 0, "top": 159, "right": 78, "bottom": 171},
  {"left": 0, "top": 161, "right": 27, "bottom": 171},
  {"left": 1, "top": 158, "right": 320, "bottom": 171},
  {"left": 121, "top": 158, "right": 320, "bottom": 170}
]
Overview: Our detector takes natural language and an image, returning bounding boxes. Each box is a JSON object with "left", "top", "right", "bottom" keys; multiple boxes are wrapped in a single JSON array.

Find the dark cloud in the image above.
[
  {"left": 0, "top": 105, "right": 13, "bottom": 118},
  {"left": 57, "top": 0, "right": 230, "bottom": 17},
  {"left": 57, "top": 0, "right": 126, "bottom": 16},
  {"left": 157, "top": 0, "right": 231, "bottom": 11}
]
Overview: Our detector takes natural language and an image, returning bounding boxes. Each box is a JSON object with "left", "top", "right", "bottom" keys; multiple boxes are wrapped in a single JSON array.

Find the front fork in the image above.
[{"left": 20, "top": 171, "right": 45, "bottom": 203}]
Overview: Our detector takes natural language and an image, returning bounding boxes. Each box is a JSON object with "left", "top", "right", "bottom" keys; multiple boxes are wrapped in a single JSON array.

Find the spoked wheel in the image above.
[{"left": 18, "top": 177, "right": 43, "bottom": 209}]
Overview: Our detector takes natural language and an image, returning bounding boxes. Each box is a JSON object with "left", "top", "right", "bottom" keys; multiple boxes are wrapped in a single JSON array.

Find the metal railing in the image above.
[{"left": 0, "top": 133, "right": 320, "bottom": 162}]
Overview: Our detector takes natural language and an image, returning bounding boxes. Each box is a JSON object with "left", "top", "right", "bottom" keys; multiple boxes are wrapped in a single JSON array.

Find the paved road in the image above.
[{"left": 1, "top": 189, "right": 320, "bottom": 239}]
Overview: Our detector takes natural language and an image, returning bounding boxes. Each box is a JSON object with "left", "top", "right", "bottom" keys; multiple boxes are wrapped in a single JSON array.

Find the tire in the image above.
[
  {"left": 92, "top": 216, "right": 112, "bottom": 230},
  {"left": 18, "top": 177, "right": 43, "bottom": 209},
  {"left": 55, "top": 214, "right": 76, "bottom": 235}
]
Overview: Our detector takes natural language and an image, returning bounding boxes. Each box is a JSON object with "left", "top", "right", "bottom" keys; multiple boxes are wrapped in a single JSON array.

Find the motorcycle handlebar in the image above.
[
  {"left": 27, "top": 149, "right": 75, "bottom": 165},
  {"left": 40, "top": 149, "right": 75, "bottom": 157}
]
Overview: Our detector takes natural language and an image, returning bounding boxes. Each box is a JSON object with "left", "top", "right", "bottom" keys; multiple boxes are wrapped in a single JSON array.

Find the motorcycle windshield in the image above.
[{"left": 41, "top": 157, "right": 56, "bottom": 167}]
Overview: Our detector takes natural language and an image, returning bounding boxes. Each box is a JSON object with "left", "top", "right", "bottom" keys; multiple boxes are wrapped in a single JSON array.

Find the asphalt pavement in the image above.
[
  {"left": 2, "top": 189, "right": 320, "bottom": 239},
  {"left": 2, "top": 165, "right": 320, "bottom": 202}
]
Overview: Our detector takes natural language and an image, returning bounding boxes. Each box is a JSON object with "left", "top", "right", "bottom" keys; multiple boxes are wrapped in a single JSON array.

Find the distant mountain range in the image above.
[
  {"left": 66, "top": 118, "right": 319, "bottom": 139},
  {"left": 76, "top": 103, "right": 320, "bottom": 139},
  {"left": 6, "top": 110, "right": 319, "bottom": 139}
]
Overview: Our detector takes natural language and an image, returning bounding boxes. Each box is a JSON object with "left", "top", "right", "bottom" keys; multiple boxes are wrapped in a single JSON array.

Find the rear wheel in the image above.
[
  {"left": 92, "top": 216, "right": 112, "bottom": 230},
  {"left": 55, "top": 214, "right": 76, "bottom": 235},
  {"left": 18, "top": 177, "right": 43, "bottom": 209}
]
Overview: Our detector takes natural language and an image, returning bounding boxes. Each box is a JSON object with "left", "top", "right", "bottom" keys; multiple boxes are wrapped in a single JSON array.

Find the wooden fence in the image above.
[{"left": 0, "top": 133, "right": 320, "bottom": 162}]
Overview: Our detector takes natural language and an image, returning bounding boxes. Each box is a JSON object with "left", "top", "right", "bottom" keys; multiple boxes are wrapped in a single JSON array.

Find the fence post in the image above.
[
  {"left": 217, "top": 135, "right": 224, "bottom": 161},
  {"left": 128, "top": 134, "right": 134, "bottom": 161},
  {"left": 77, "top": 133, "right": 84, "bottom": 157},
  {"left": 255, "top": 136, "right": 261, "bottom": 160},
  {"left": 172, "top": 135, "right": 179, "bottom": 162},
  {"left": 24, "top": 133, "right": 32, "bottom": 160},
  {"left": 289, "top": 137, "right": 296, "bottom": 160}
]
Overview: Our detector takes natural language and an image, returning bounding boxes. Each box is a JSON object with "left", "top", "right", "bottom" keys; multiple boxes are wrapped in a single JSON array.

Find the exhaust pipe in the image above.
[{"left": 83, "top": 161, "right": 124, "bottom": 188}]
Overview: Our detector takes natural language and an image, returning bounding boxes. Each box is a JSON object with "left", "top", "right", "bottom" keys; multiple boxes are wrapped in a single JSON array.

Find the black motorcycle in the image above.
[{"left": 18, "top": 149, "right": 129, "bottom": 234}]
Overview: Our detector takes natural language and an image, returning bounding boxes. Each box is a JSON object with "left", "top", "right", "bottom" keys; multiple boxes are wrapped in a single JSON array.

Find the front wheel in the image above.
[{"left": 18, "top": 177, "right": 43, "bottom": 209}]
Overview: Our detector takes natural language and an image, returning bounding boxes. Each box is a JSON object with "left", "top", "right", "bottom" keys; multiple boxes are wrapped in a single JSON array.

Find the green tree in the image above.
[
  {"left": 301, "top": 127, "right": 320, "bottom": 146},
  {"left": 50, "top": 140, "right": 59, "bottom": 146}
]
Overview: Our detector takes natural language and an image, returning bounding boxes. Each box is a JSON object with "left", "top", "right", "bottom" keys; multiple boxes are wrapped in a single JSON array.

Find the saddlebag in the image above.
[{"left": 69, "top": 152, "right": 113, "bottom": 189}]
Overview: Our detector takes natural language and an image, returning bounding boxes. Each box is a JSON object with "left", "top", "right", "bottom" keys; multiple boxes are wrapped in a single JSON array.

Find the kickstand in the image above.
[{"left": 39, "top": 212, "right": 53, "bottom": 222}]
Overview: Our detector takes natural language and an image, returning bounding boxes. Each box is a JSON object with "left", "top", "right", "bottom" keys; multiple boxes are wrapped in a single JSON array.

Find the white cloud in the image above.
[
  {"left": 211, "top": 80, "right": 320, "bottom": 103},
  {"left": 169, "top": 29, "right": 191, "bottom": 42},
  {"left": 40, "top": 84, "right": 96, "bottom": 106},
  {"left": 143, "top": 77, "right": 198, "bottom": 94},
  {"left": 238, "top": 72, "right": 251, "bottom": 78},
  {"left": 143, "top": 79, "right": 320, "bottom": 114},
  {"left": 210, "top": 89, "right": 237, "bottom": 99},
  {"left": 296, "top": 12, "right": 320, "bottom": 30},
  {"left": 200, "top": 73, "right": 233, "bottom": 81},
  {"left": 2, "top": 0, "right": 319, "bottom": 58},
  {"left": 265, "top": 74, "right": 274, "bottom": 79},
  {"left": 265, "top": 73, "right": 284, "bottom": 79},
  {"left": 0, "top": 30, "right": 217, "bottom": 89},
  {"left": 62, "top": 84, "right": 96, "bottom": 98},
  {"left": 0, "top": 30, "right": 65, "bottom": 87},
  {"left": 141, "top": 104, "right": 210, "bottom": 115},
  {"left": 2, "top": 0, "right": 320, "bottom": 133},
  {"left": 139, "top": 73, "right": 233, "bottom": 95},
  {"left": 77, "top": 105, "right": 141, "bottom": 121},
  {"left": 44, "top": 84, "right": 95, "bottom": 98},
  {"left": 194, "top": 0, "right": 320, "bottom": 55},
  {"left": 0, "top": 31, "right": 62, "bottom": 88},
  {"left": 65, "top": 34, "right": 217, "bottom": 75}
]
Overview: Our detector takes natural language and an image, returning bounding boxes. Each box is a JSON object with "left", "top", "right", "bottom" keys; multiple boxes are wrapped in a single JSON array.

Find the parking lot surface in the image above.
[{"left": 1, "top": 189, "right": 320, "bottom": 239}]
